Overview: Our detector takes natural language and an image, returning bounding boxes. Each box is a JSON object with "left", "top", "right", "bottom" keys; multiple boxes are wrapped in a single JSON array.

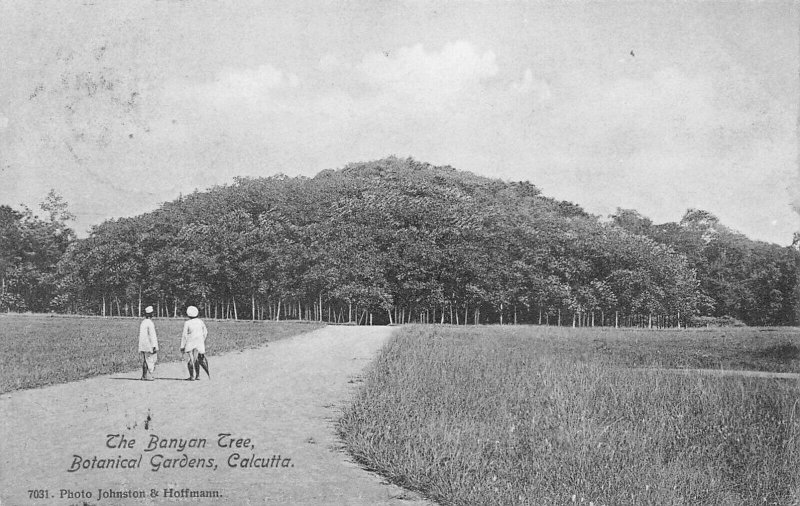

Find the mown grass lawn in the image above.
[
  {"left": 0, "top": 314, "right": 323, "bottom": 394},
  {"left": 339, "top": 325, "right": 800, "bottom": 506}
]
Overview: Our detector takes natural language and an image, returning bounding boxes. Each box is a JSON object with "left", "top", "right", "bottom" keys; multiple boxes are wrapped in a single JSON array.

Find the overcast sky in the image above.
[{"left": 1, "top": 1, "right": 797, "bottom": 244}]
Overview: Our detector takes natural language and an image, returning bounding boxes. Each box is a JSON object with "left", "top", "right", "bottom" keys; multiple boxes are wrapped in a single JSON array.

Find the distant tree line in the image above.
[
  {"left": 2, "top": 157, "right": 799, "bottom": 326},
  {"left": 610, "top": 208, "right": 800, "bottom": 326}
]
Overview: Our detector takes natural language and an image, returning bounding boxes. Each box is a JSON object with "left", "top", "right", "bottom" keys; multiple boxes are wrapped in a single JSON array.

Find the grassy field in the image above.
[
  {"left": 0, "top": 314, "right": 324, "bottom": 394},
  {"left": 338, "top": 325, "right": 800, "bottom": 506}
]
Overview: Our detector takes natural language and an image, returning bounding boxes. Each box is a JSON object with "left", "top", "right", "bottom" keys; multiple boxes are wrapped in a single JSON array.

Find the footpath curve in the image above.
[{"left": 0, "top": 325, "right": 434, "bottom": 505}]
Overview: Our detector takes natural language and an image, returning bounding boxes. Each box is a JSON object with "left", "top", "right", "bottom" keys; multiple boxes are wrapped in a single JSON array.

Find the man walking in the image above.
[
  {"left": 138, "top": 306, "right": 159, "bottom": 380},
  {"left": 181, "top": 305, "right": 209, "bottom": 381}
]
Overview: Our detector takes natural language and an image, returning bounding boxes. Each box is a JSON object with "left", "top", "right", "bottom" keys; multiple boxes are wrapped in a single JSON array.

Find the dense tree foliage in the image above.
[
  {"left": 612, "top": 208, "right": 800, "bottom": 326},
  {"left": 0, "top": 190, "right": 76, "bottom": 312},
  {"left": 46, "top": 158, "right": 706, "bottom": 325},
  {"left": 4, "top": 158, "right": 799, "bottom": 326}
]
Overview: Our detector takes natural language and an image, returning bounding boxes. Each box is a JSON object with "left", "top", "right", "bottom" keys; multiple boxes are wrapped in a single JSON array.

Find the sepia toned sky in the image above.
[{"left": 0, "top": 1, "right": 797, "bottom": 244}]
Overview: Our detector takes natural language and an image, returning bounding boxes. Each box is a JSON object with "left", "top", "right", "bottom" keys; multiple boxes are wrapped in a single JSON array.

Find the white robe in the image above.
[
  {"left": 138, "top": 318, "right": 159, "bottom": 352},
  {"left": 181, "top": 318, "right": 207, "bottom": 354}
]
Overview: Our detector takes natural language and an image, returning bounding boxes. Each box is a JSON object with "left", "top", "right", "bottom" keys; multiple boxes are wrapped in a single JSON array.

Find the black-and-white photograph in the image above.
[{"left": 1, "top": 1, "right": 798, "bottom": 504}]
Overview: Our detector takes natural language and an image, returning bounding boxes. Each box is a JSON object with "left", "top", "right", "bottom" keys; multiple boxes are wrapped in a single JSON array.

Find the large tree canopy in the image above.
[{"left": 5, "top": 158, "right": 799, "bottom": 326}]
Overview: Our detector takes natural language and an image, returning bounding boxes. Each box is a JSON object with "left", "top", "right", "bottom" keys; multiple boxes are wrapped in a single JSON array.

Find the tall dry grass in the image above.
[{"left": 339, "top": 326, "right": 800, "bottom": 505}]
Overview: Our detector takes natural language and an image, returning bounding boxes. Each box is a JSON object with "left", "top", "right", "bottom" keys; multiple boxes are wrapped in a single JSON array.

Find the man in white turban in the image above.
[
  {"left": 138, "top": 306, "right": 159, "bottom": 380},
  {"left": 181, "top": 305, "right": 209, "bottom": 381}
]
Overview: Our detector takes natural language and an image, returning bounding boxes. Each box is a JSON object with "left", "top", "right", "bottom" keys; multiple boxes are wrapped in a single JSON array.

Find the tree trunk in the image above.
[
  {"left": 615, "top": 311, "right": 619, "bottom": 328},
  {"left": 102, "top": 294, "right": 107, "bottom": 317},
  {"left": 233, "top": 297, "right": 238, "bottom": 320},
  {"left": 500, "top": 303, "right": 504, "bottom": 325}
]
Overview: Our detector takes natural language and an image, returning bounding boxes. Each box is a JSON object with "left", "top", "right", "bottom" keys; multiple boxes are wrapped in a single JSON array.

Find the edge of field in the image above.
[{"left": 0, "top": 313, "right": 325, "bottom": 394}]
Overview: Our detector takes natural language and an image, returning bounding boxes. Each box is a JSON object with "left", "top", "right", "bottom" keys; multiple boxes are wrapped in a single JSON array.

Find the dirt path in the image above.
[{"left": 0, "top": 326, "right": 434, "bottom": 505}]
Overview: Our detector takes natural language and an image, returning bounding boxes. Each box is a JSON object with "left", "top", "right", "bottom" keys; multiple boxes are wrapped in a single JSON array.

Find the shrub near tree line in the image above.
[{"left": 2, "top": 157, "right": 800, "bottom": 326}]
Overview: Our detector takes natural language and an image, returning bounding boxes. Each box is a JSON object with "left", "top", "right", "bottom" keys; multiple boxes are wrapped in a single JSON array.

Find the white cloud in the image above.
[
  {"left": 163, "top": 41, "right": 517, "bottom": 126},
  {"left": 357, "top": 41, "right": 498, "bottom": 98}
]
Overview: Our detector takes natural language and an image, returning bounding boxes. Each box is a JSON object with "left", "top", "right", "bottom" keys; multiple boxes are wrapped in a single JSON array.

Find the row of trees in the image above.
[
  {"left": 611, "top": 208, "right": 800, "bottom": 326},
  {"left": 3, "top": 157, "right": 799, "bottom": 326}
]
